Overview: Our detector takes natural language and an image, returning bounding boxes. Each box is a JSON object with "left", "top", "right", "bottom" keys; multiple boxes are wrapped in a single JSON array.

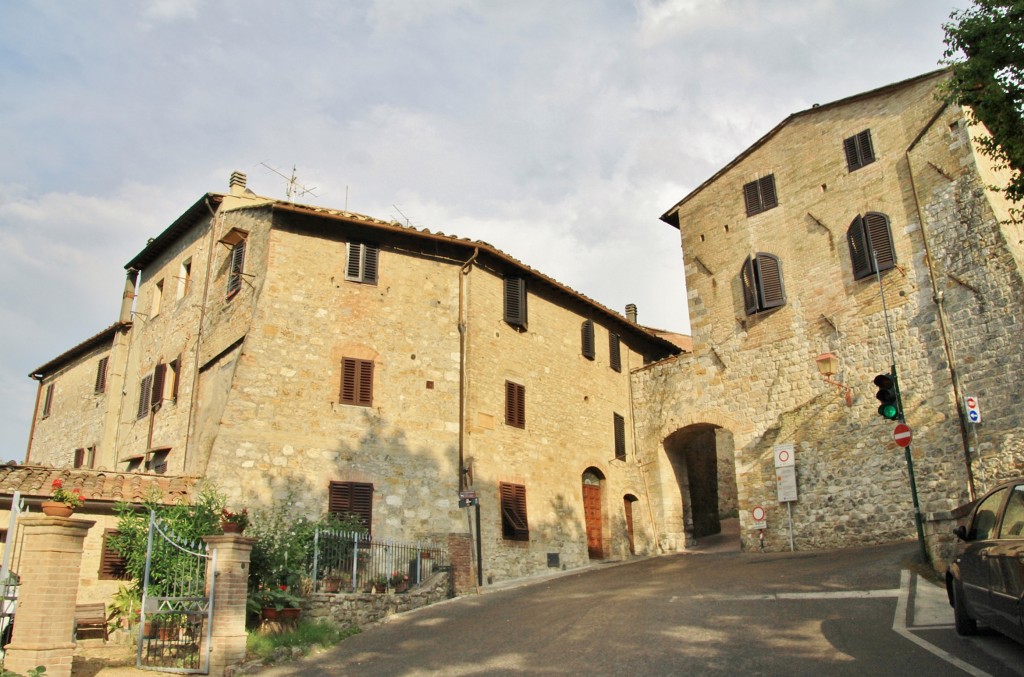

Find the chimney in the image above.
[
  {"left": 229, "top": 171, "right": 247, "bottom": 195},
  {"left": 625, "top": 304, "right": 637, "bottom": 324}
]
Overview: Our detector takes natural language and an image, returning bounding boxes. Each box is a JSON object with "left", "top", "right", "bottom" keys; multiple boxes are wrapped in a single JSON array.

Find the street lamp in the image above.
[{"left": 815, "top": 352, "right": 852, "bottom": 406}]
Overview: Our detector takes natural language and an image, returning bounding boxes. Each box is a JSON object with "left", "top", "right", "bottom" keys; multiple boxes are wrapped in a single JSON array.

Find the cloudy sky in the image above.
[{"left": 0, "top": 0, "right": 966, "bottom": 460}]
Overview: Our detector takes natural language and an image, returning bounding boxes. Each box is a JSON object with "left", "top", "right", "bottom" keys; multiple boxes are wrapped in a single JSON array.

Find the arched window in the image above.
[
  {"left": 740, "top": 252, "right": 786, "bottom": 315},
  {"left": 847, "top": 212, "right": 895, "bottom": 280}
]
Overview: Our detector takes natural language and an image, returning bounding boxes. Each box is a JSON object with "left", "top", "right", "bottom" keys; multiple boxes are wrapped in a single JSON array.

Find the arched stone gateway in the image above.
[{"left": 663, "top": 424, "right": 738, "bottom": 543}]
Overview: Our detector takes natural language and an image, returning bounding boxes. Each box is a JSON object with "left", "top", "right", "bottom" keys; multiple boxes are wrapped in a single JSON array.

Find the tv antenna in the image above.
[{"left": 259, "top": 162, "right": 319, "bottom": 202}]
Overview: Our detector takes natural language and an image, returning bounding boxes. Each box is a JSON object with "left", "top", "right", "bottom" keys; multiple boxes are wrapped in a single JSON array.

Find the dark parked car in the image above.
[{"left": 947, "top": 478, "right": 1024, "bottom": 643}]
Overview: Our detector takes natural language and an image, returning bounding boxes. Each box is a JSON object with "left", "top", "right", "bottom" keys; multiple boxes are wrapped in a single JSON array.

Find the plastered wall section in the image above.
[
  {"left": 463, "top": 264, "right": 657, "bottom": 582},
  {"left": 633, "top": 73, "right": 977, "bottom": 553}
]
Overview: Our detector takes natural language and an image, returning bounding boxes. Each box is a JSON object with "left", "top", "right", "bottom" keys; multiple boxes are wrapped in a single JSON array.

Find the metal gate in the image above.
[
  {"left": 137, "top": 511, "right": 216, "bottom": 674},
  {"left": 0, "top": 491, "right": 26, "bottom": 661}
]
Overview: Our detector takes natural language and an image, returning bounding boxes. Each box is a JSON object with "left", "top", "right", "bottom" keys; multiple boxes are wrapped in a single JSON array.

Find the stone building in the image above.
[
  {"left": 24, "top": 174, "right": 681, "bottom": 584},
  {"left": 641, "top": 69, "right": 1024, "bottom": 561}
]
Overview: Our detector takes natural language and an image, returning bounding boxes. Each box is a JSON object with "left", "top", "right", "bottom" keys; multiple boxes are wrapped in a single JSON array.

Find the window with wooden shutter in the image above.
[
  {"left": 503, "top": 276, "right": 527, "bottom": 329},
  {"left": 328, "top": 481, "right": 374, "bottom": 533},
  {"left": 340, "top": 358, "right": 374, "bottom": 407},
  {"left": 169, "top": 357, "right": 181, "bottom": 402},
  {"left": 146, "top": 448, "right": 169, "bottom": 474},
  {"left": 740, "top": 253, "right": 786, "bottom": 315},
  {"left": 152, "top": 363, "right": 167, "bottom": 409},
  {"left": 505, "top": 381, "right": 525, "bottom": 429},
  {"left": 500, "top": 482, "right": 529, "bottom": 541},
  {"left": 137, "top": 374, "right": 153, "bottom": 419},
  {"left": 847, "top": 212, "right": 896, "bottom": 280},
  {"left": 95, "top": 356, "right": 109, "bottom": 394},
  {"left": 742, "top": 175, "right": 778, "bottom": 216},
  {"left": 42, "top": 383, "right": 54, "bottom": 419},
  {"left": 609, "top": 333, "right": 622, "bottom": 372},
  {"left": 844, "top": 129, "right": 876, "bottom": 172},
  {"left": 581, "top": 320, "right": 595, "bottom": 360},
  {"left": 226, "top": 240, "right": 246, "bottom": 299},
  {"left": 345, "top": 242, "right": 380, "bottom": 284},
  {"left": 74, "top": 448, "right": 86, "bottom": 468},
  {"left": 613, "top": 413, "right": 626, "bottom": 460},
  {"left": 99, "top": 530, "right": 130, "bottom": 580}
]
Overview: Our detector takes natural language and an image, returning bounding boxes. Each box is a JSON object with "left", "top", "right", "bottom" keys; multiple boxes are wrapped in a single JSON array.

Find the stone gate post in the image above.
[
  {"left": 4, "top": 514, "right": 95, "bottom": 677},
  {"left": 203, "top": 534, "right": 254, "bottom": 677},
  {"left": 447, "top": 532, "right": 474, "bottom": 596}
]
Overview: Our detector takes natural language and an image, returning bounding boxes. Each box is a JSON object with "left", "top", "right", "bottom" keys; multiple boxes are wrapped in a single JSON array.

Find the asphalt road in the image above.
[{"left": 256, "top": 540, "right": 1024, "bottom": 676}]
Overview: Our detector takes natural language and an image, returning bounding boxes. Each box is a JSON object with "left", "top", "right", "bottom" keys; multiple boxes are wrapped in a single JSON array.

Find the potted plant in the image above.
[
  {"left": 322, "top": 568, "right": 344, "bottom": 593},
  {"left": 389, "top": 570, "right": 409, "bottom": 593},
  {"left": 42, "top": 478, "right": 85, "bottom": 517},
  {"left": 251, "top": 585, "right": 304, "bottom": 621},
  {"left": 220, "top": 508, "right": 249, "bottom": 534}
]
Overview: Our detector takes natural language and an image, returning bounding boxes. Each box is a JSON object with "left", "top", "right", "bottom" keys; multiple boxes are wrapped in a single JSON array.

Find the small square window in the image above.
[
  {"left": 743, "top": 175, "right": 778, "bottom": 216},
  {"left": 345, "top": 242, "right": 379, "bottom": 284},
  {"left": 844, "top": 129, "right": 876, "bottom": 172}
]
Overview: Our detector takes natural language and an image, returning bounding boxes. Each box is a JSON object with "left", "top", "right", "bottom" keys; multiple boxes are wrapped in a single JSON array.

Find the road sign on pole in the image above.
[
  {"left": 964, "top": 395, "right": 981, "bottom": 423},
  {"left": 751, "top": 505, "right": 767, "bottom": 530},
  {"left": 774, "top": 444, "right": 795, "bottom": 468},
  {"left": 893, "top": 423, "right": 912, "bottom": 448}
]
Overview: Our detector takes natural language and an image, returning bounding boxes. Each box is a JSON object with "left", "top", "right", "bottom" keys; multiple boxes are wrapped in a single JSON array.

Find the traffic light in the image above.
[{"left": 874, "top": 372, "right": 900, "bottom": 420}]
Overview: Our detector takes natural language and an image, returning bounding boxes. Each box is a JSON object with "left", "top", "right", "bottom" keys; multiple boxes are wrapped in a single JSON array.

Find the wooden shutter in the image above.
[
  {"left": 755, "top": 253, "right": 786, "bottom": 310},
  {"left": 504, "top": 277, "right": 527, "bottom": 329},
  {"left": 609, "top": 333, "right": 622, "bottom": 372},
  {"left": 227, "top": 240, "right": 246, "bottom": 297},
  {"left": 328, "top": 481, "right": 374, "bottom": 532},
  {"left": 346, "top": 243, "right": 363, "bottom": 280},
  {"left": 95, "top": 356, "right": 109, "bottom": 393},
  {"left": 152, "top": 363, "right": 167, "bottom": 408},
  {"left": 363, "top": 244, "right": 379, "bottom": 284},
  {"left": 864, "top": 212, "right": 895, "bottom": 272},
  {"left": 744, "top": 175, "right": 777, "bottom": 216},
  {"left": 74, "top": 448, "right": 86, "bottom": 468},
  {"left": 137, "top": 374, "right": 153, "bottom": 419},
  {"left": 340, "top": 358, "right": 373, "bottom": 406},
  {"left": 500, "top": 482, "right": 529, "bottom": 541},
  {"left": 99, "top": 530, "right": 129, "bottom": 580},
  {"left": 42, "top": 383, "right": 54, "bottom": 418},
  {"left": 613, "top": 413, "right": 626, "bottom": 460},
  {"left": 847, "top": 216, "right": 872, "bottom": 280},
  {"left": 581, "top": 320, "right": 595, "bottom": 360},
  {"left": 845, "top": 130, "right": 875, "bottom": 171},
  {"left": 505, "top": 381, "right": 525, "bottom": 428}
]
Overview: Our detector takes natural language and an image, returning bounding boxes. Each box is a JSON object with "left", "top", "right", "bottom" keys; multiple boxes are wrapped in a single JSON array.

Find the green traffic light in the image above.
[
  {"left": 878, "top": 403, "right": 899, "bottom": 420},
  {"left": 873, "top": 372, "right": 901, "bottom": 420}
]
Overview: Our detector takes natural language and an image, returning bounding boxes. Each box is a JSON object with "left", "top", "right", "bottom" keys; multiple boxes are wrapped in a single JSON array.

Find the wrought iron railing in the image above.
[{"left": 310, "top": 529, "right": 448, "bottom": 594}]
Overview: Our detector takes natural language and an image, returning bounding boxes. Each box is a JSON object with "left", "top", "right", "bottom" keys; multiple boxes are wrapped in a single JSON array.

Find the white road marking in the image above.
[{"left": 893, "top": 570, "right": 993, "bottom": 677}]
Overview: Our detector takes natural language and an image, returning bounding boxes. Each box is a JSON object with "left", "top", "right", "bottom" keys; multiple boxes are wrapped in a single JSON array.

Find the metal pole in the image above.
[
  {"left": 787, "top": 501, "right": 794, "bottom": 552},
  {"left": 475, "top": 502, "right": 483, "bottom": 588},
  {"left": 892, "top": 366, "right": 928, "bottom": 563}
]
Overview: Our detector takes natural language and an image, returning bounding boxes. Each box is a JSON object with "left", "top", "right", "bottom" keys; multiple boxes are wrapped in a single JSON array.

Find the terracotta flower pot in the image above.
[
  {"left": 41, "top": 501, "right": 73, "bottom": 517},
  {"left": 261, "top": 607, "right": 300, "bottom": 621},
  {"left": 220, "top": 521, "right": 244, "bottom": 533}
]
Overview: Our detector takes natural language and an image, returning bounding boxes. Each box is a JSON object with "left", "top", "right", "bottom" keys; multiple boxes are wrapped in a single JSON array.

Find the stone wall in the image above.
[
  {"left": 633, "top": 72, "right": 1009, "bottom": 555},
  {"left": 303, "top": 572, "right": 450, "bottom": 628}
]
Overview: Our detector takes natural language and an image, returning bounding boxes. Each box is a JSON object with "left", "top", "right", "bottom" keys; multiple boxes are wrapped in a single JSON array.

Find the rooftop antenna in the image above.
[
  {"left": 259, "top": 162, "right": 319, "bottom": 202},
  {"left": 392, "top": 204, "right": 413, "bottom": 227}
]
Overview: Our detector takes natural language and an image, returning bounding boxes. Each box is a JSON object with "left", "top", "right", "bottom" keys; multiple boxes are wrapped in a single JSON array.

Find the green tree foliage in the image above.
[
  {"left": 942, "top": 0, "right": 1024, "bottom": 208},
  {"left": 110, "top": 484, "right": 224, "bottom": 596}
]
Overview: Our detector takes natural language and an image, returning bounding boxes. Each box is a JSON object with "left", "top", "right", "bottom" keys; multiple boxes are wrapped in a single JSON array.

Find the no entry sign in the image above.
[{"left": 892, "top": 423, "right": 912, "bottom": 448}]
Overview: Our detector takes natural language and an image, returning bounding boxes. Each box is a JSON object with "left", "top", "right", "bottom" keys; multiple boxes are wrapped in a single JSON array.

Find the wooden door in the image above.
[{"left": 583, "top": 484, "right": 603, "bottom": 559}]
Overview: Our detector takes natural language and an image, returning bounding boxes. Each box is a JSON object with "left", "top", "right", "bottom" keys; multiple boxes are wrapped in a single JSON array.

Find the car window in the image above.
[
  {"left": 999, "top": 485, "right": 1024, "bottom": 539},
  {"left": 970, "top": 487, "right": 1008, "bottom": 541}
]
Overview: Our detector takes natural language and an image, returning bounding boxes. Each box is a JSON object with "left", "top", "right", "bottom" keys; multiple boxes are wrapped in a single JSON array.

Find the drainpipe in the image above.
[
  {"left": 628, "top": 356, "right": 663, "bottom": 553},
  {"left": 905, "top": 103, "right": 977, "bottom": 500},
  {"left": 458, "top": 247, "right": 481, "bottom": 589},
  {"left": 181, "top": 198, "right": 220, "bottom": 473},
  {"left": 111, "top": 269, "right": 139, "bottom": 465}
]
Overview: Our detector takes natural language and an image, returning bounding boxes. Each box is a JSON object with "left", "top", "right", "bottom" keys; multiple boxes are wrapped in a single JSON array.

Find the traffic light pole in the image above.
[
  {"left": 891, "top": 366, "right": 928, "bottom": 563},
  {"left": 874, "top": 251, "right": 927, "bottom": 563}
]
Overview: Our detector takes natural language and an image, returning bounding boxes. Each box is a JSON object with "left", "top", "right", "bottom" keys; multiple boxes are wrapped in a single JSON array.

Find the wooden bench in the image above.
[{"left": 74, "top": 603, "right": 108, "bottom": 641}]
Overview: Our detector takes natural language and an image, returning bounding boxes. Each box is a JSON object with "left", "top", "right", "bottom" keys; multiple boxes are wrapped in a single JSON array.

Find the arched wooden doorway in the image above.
[{"left": 582, "top": 468, "right": 605, "bottom": 559}]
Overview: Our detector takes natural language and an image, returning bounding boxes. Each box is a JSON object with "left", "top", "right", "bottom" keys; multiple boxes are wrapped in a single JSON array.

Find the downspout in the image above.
[
  {"left": 182, "top": 198, "right": 219, "bottom": 473},
  {"left": 905, "top": 103, "right": 977, "bottom": 500},
  {"left": 24, "top": 377, "right": 43, "bottom": 463},
  {"left": 457, "top": 247, "right": 479, "bottom": 490},
  {"left": 111, "top": 270, "right": 139, "bottom": 464}
]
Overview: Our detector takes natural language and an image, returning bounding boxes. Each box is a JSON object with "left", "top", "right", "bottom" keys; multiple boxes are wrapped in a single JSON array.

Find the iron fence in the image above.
[{"left": 311, "top": 529, "right": 448, "bottom": 594}]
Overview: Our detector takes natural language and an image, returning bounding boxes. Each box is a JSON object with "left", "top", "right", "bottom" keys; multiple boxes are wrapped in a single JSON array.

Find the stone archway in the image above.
[{"left": 664, "top": 424, "right": 738, "bottom": 541}]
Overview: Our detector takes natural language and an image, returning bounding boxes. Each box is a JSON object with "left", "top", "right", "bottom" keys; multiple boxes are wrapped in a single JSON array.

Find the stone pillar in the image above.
[
  {"left": 4, "top": 515, "right": 95, "bottom": 677},
  {"left": 447, "top": 533, "right": 474, "bottom": 596},
  {"left": 203, "top": 535, "right": 254, "bottom": 677}
]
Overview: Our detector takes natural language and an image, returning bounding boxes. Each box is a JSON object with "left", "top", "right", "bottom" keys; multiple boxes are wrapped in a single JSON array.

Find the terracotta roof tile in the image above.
[{"left": 0, "top": 464, "right": 200, "bottom": 505}]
